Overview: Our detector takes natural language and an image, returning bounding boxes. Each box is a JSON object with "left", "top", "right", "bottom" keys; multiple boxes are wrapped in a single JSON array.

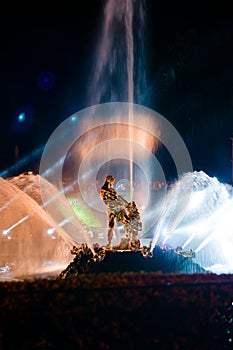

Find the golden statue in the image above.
[{"left": 100, "top": 175, "right": 142, "bottom": 249}]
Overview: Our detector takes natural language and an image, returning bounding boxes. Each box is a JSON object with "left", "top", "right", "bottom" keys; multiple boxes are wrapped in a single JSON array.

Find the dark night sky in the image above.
[{"left": 0, "top": 0, "right": 232, "bottom": 183}]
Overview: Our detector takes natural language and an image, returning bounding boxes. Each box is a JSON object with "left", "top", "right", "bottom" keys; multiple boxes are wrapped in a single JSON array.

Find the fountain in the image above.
[
  {"left": 1, "top": 0, "right": 233, "bottom": 279},
  {"left": 0, "top": 173, "right": 75, "bottom": 279},
  {"left": 39, "top": 101, "right": 193, "bottom": 236},
  {"left": 151, "top": 170, "right": 233, "bottom": 274}
]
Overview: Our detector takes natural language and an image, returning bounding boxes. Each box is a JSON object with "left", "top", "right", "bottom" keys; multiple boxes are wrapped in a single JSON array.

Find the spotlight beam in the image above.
[{"left": 0, "top": 144, "right": 45, "bottom": 178}]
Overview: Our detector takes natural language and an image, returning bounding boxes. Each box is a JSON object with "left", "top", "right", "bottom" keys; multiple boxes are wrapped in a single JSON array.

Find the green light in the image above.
[{"left": 68, "top": 195, "right": 102, "bottom": 227}]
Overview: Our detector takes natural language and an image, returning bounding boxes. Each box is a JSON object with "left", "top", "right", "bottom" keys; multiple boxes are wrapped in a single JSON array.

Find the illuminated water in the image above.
[
  {"left": 1, "top": 0, "right": 232, "bottom": 279},
  {"left": 151, "top": 171, "right": 233, "bottom": 274},
  {"left": 87, "top": 0, "right": 145, "bottom": 200},
  {"left": 1, "top": 168, "right": 232, "bottom": 279},
  {"left": 0, "top": 173, "right": 85, "bottom": 279}
]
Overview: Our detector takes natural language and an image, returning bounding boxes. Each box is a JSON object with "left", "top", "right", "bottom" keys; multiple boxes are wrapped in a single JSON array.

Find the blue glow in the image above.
[
  {"left": 36, "top": 71, "right": 56, "bottom": 90},
  {"left": 69, "top": 115, "right": 79, "bottom": 124},
  {"left": 18, "top": 113, "right": 25, "bottom": 123},
  {"left": 11, "top": 104, "right": 35, "bottom": 135}
]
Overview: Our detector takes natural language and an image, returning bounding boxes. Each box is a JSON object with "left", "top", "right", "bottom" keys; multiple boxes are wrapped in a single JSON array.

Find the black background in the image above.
[{"left": 0, "top": 0, "right": 232, "bottom": 183}]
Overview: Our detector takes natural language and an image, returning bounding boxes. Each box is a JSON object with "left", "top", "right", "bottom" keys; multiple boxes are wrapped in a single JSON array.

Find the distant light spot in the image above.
[
  {"left": 11, "top": 104, "right": 35, "bottom": 135},
  {"left": 18, "top": 113, "right": 25, "bottom": 123},
  {"left": 69, "top": 115, "right": 79, "bottom": 124},
  {"left": 36, "top": 71, "right": 56, "bottom": 90}
]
